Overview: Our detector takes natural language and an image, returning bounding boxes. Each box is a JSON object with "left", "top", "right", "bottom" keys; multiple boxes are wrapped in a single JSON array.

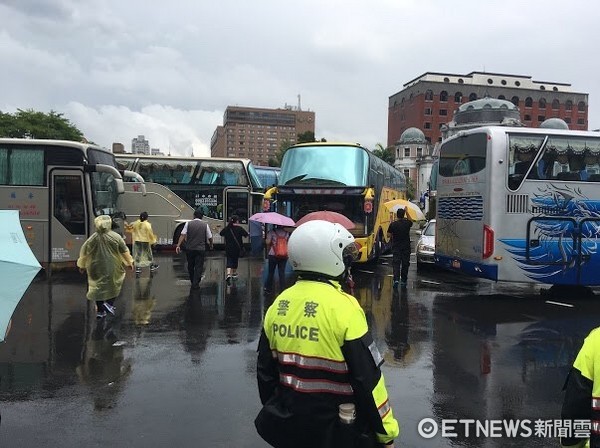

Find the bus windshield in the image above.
[
  {"left": 280, "top": 145, "right": 369, "bottom": 186},
  {"left": 87, "top": 149, "right": 121, "bottom": 216}
]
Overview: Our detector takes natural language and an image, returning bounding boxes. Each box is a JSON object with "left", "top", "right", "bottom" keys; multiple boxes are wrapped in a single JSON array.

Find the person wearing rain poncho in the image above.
[
  {"left": 124, "top": 211, "right": 158, "bottom": 275},
  {"left": 77, "top": 215, "right": 134, "bottom": 319}
]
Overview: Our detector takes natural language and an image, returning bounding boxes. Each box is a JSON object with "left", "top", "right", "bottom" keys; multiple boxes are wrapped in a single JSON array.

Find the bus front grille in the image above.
[{"left": 506, "top": 194, "right": 529, "bottom": 213}]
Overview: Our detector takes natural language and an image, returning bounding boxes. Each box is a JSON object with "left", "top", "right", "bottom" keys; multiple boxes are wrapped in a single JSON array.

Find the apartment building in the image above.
[
  {"left": 210, "top": 105, "right": 315, "bottom": 166},
  {"left": 388, "top": 71, "right": 589, "bottom": 147}
]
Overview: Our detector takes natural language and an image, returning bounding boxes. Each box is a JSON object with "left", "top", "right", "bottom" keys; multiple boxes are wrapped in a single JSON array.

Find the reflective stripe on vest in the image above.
[
  {"left": 378, "top": 398, "right": 392, "bottom": 419},
  {"left": 279, "top": 373, "right": 353, "bottom": 395},
  {"left": 274, "top": 350, "right": 349, "bottom": 374}
]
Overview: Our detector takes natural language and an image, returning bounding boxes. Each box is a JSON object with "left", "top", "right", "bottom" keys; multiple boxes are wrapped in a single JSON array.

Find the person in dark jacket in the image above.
[
  {"left": 220, "top": 215, "right": 249, "bottom": 283},
  {"left": 387, "top": 208, "right": 413, "bottom": 288}
]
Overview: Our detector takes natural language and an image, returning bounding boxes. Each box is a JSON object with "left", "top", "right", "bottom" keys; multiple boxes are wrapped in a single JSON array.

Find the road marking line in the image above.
[
  {"left": 545, "top": 300, "right": 574, "bottom": 308},
  {"left": 419, "top": 280, "right": 441, "bottom": 285},
  {"left": 356, "top": 270, "right": 375, "bottom": 274}
]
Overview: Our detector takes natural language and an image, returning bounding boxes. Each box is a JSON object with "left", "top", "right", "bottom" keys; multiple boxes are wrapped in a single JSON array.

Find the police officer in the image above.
[
  {"left": 255, "top": 220, "right": 399, "bottom": 448},
  {"left": 562, "top": 326, "right": 600, "bottom": 448}
]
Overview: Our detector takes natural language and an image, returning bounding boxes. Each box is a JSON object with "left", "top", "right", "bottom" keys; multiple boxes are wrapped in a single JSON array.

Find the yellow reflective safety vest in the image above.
[
  {"left": 562, "top": 327, "right": 599, "bottom": 448},
  {"left": 255, "top": 278, "right": 400, "bottom": 447}
]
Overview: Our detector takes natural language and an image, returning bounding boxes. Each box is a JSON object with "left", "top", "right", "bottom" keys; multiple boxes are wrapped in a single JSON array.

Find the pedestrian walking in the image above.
[
  {"left": 175, "top": 208, "right": 213, "bottom": 289},
  {"left": 125, "top": 211, "right": 158, "bottom": 276},
  {"left": 263, "top": 225, "right": 290, "bottom": 294},
  {"left": 561, "top": 326, "right": 600, "bottom": 448},
  {"left": 255, "top": 220, "right": 399, "bottom": 448},
  {"left": 249, "top": 219, "right": 265, "bottom": 257},
  {"left": 220, "top": 215, "right": 249, "bottom": 283},
  {"left": 387, "top": 208, "right": 413, "bottom": 288},
  {"left": 77, "top": 215, "right": 134, "bottom": 319}
]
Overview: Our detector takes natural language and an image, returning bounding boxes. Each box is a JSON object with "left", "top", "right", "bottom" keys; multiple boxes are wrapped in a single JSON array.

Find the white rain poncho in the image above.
[{"left": 77, "top": 215, "right": 133, "bottom": 301}]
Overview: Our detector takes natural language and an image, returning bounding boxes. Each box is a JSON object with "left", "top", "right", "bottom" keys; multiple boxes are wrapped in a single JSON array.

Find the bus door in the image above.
[
  {"left": 526, "top": 217, "right": 578, "bottom": 284},
  {"left": 578, "top": 217, "right": 600, "bottom": 285},
  {"left": 50, "top": 170, "right": 87, "bottom": 263},
  {"left": 224, "top": 187, "right": 250, "bottom": 224}
]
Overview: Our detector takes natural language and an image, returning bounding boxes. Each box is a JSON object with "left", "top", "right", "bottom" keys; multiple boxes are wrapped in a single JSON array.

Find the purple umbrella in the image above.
[{"left": 249, "top": 212, "right": 295, "bottom": 227}]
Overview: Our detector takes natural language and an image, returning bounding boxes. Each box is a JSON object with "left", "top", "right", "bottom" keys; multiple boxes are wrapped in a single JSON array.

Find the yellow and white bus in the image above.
[
  {"left": 115, "top": 154, "right": 265, "bottom": 246},
  {"left": 0, "top": 138, "right": 129, "bottom": 269},
  {"left": 264, "top": 142, "right": 407, "bottom": 263}
]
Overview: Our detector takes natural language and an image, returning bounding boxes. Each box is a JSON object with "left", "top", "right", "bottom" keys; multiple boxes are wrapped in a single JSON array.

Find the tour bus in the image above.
[
  {"left": 264, "top": 142, "right": 407, "bottom": 263},
  {"left": 254, "top": 166, "right": 280, "bottom": 189},
  {"left": 435, "top": 126, "right": 600, "bottom": 286},
  {"left": 115, "top": 154, "right": 264, "bottom": 246},
  {"left": 0, "top": 138, "right": 128, "bottom": 268}
]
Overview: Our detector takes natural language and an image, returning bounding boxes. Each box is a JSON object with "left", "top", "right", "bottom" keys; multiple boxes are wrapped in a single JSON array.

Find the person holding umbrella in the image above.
[
  {"left": 77, "top": 215, "right": 134, "bottom": 319},
  {"left": 263, "top": 225, "right": 291, "bottom": 294}
]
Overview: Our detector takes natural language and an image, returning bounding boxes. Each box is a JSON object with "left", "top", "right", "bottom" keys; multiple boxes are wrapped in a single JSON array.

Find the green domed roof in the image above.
[
  {"left": 458, "top": 97, "right": 518, "bottom": 113},
  {"left": 399, "top": 127, "right": 426, "bottom": 144},
  {"left": 540, "top": 118, "right": 569, "bottom": 130}
]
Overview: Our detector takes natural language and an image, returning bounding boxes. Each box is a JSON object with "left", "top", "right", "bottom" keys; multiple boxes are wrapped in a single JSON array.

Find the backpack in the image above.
[{"left": 273, "top": 232, "right": 288, "bottom": 259}]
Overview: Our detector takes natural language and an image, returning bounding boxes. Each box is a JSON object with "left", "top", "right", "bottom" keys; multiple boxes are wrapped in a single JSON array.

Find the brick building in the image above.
[
  {"left": 388, "top": 71, "right": 589, "bottom": 147},
  {"left": 210, "top": 105, "right": 315, "bottom": 166}
]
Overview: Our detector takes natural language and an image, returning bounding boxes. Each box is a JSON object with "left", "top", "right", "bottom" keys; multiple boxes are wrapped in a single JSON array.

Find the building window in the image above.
[
  {"left": 498, "top": 95, "right": 506, "bottom": 100},
  {"left": 487, "top": 78, "right": 493, "bottom": 84},
  {"left": 440, "top": 91, "right": 448, "bottom": 102},
  {"left": 417, "top": 148, "right": 423, "bottom": 157},
  {"left": 515, "top": 80, "right": 521, "bottom": 86},
  {"left": 439, "top": 109, "right": 448, "bottom": 116},
  {"left": 552, "top": 99, "right": 560, "bottom": 110},
  {"left": 578, "top": 118, "right": 585, "bottom": 125},
  {"left": 404, "top": 148, "right": 410, "bottom": 157},
  {"left": 553, "top": 87, "right": 559, "bottom": 91},
  {"left": 566, "top": 100, "right": 573, "bottom": 111},
  {"left": 511, "top": 96, "right": 519, "bottom": 106},
  {"left": 538, "top": 115, "right": 546, "bottom": 122},
  {"left": 425, "top": 90, "right": 433, "bottom": 101},
  {"left": 458, "top": 78, "right": 464, "bottom": 84},
  {"left": 424, "top": 122, "right": 432, "bottom": 129},
  {"left": 539, "top": 98, "right": 547, "bottom": 108},
  {"left": 564, "top": 117, "right": 571, "bottom": 124},
  {"left": 501, "top": 79, "right": 507, "bottom": 85},
  {"left": 403, "top": 169, "right": 410, "bottom": 178},
  {"left": 524, "top": 114, "right": 531, "bottom": 121},
  {"left": 469, "top": 93, "right": 477, "bottom": 101},
  {"left": 409, "top": 93, "right": 414, "bottom": 103},
  {"left": 424, "top": 108, "right": 432, "bottom": 116},
  {"left": 525, "top": 97, "right": 533, "bottom": 108},
  {"left": 540, "top": 85, "right": 546, "bottom": 90},
  {"left": 578, "top": 101, "right": 586, "bottom": 112},
  {"left": 444, "top": 77, "right": 450, "bottom": 82},
  {"left": 454, "top": 92, "right": 463, "bottom": 103}
]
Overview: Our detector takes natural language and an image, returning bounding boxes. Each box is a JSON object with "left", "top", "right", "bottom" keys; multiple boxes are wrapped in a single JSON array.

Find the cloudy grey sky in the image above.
[{"left": 1, "top": 0, "right": 598, "bottom": 156}]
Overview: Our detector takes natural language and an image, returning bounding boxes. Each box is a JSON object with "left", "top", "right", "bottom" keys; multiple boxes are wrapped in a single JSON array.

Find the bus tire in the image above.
[{"left": 172, "top": 223, "right": 185, "bottom": 248}]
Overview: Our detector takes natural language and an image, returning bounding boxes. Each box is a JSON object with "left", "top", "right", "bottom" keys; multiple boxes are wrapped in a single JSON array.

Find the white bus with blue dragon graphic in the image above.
[{"left": 435, "top": 126, "right": 600, "bottom": 286}]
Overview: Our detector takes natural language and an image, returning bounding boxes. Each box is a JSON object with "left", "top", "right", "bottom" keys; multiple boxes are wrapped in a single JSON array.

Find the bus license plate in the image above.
[{"left": 452, "top": 260, "right": 461, "bottom": 269}]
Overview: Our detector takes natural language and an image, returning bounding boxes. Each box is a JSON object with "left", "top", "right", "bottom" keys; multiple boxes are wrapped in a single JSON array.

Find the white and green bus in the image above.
[
  {"left": 0, "top": 138, "right": 129, "bottom": 269},
  {"left": 115, "top": 154, "right": 265, "bottom": 246}
]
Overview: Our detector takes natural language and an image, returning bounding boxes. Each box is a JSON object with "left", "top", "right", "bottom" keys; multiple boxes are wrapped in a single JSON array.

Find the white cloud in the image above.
[{"left": 1, "top": 0, "right": 600, "bottom": 150}]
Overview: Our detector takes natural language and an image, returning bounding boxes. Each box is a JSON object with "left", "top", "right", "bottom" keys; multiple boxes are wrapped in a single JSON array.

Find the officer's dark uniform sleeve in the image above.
[
  {"left": 562, "top": 367, "right": 592, "bottom": 447},
  {"left": 257, "top": 329, "right": 279, "bottom": 405},
  {"left": 342, "top": 330, "right": 399, "bottom": 444}
]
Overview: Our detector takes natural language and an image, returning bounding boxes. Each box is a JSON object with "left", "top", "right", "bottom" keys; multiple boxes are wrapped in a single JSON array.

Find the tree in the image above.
[
  {"left": 406, "top": 176, "right": 416, "bottom": 201},
  {"left": 372, "top": 143, "right": 396, "bottom": 165},
  {"left": 0, "top": 109, "right": 84, "bottom": 141},
  {"left": 297, "top": 131, "right": 315, "bottom": 144}
]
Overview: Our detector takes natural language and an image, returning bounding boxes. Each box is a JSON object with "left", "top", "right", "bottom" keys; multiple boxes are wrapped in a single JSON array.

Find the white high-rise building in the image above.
[{"left": 132, "top": 135, "right": 150, "bottom": 154}]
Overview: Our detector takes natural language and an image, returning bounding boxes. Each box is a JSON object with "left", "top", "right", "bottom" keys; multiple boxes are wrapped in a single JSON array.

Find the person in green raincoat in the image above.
[{"left": 77, "top": 215, "right": 134, "bottom": 319}]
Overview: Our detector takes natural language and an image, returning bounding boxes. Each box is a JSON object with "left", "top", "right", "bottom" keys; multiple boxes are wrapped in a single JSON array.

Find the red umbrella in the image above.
[{"left": 295, "top": 211, "right": 355, "bottom": 230}]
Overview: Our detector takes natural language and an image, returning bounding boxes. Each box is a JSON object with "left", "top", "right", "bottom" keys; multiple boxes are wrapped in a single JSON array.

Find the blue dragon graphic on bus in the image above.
[{"left": 501, "top": 184, "right": 600, "bottom": 285}]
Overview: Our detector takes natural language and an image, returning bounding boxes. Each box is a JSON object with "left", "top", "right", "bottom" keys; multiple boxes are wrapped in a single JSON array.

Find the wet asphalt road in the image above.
[{"left": 1, "top": 247, "right": 600, "bottom": 448}]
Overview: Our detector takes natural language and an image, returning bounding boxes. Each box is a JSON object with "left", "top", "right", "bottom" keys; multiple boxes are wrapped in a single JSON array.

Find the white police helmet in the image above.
[{"left": 288, "top": 220, "right": 358, "bottom": 278}]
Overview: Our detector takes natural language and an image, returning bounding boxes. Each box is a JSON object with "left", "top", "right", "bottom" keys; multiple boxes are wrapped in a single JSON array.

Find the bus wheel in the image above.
[{"left": 370, "top": 232, "right": 383, "bottom": 262}]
